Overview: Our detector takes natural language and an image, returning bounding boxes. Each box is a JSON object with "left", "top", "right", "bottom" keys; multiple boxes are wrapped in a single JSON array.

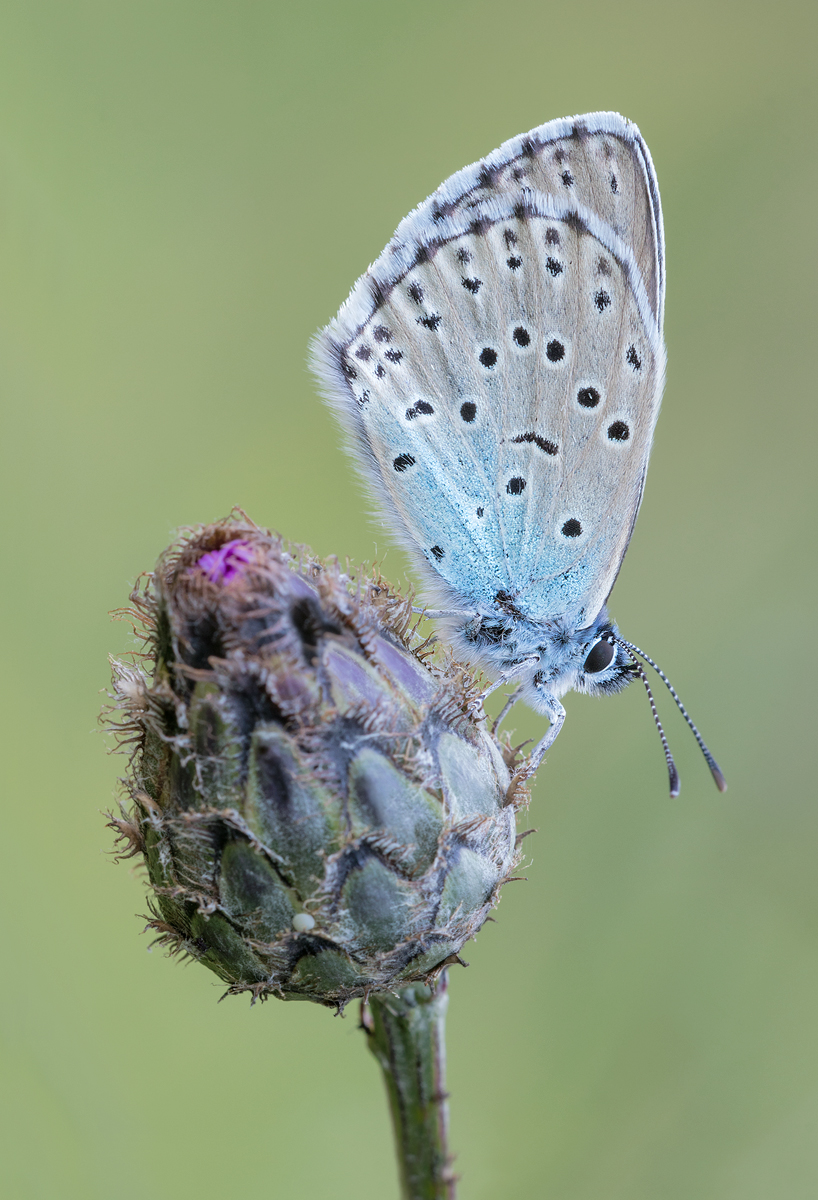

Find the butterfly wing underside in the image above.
[{"left": 314, "top": 112, "right": 666, "bottom": 628}]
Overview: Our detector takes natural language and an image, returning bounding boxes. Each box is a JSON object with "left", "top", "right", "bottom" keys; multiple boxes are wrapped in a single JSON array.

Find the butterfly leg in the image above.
[
  {"left": 527, "top": 694, "right": 566, "bottom": 771},
  {"left": 491, "top": 685, "right": 523, "bottom": 734},
  {"left": 480, "top": 658, "right": 539, "bottom": 702},
  {"left": 411, "top": 607, "right": 478, "bottom": 620}
]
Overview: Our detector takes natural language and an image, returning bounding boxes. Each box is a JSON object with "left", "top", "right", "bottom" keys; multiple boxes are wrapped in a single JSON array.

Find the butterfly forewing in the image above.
[
  {"left": 440, "top": 117, "right": 664, "bottom": 328},
  {"left": 314, "top": 112, "right": 665, "bottom": 628}
]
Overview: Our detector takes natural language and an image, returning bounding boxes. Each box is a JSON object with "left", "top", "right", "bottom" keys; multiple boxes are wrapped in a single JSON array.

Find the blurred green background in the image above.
[{"left": 1, "top": 1, "right": 815, "bottom": 1196}]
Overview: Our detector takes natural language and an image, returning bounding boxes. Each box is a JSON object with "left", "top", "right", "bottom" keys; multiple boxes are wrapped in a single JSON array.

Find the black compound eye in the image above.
[{"left": 583, "top": 639, "right": 615, "bottom": 674}]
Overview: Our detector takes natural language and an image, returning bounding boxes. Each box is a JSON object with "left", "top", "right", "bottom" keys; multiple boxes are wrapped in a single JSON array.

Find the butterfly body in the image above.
[
  {"left": 454, "top": 603, "right": 633, "bottom": 707},
  {"left": 314, "top": 113, "right": 724, "bottom": 789}
]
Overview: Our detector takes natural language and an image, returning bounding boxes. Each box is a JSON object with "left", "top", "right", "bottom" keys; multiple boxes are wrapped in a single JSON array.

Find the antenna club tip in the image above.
[
  {"left": 669, "top": 768, "right": 680, "bottom": 798},
  {"left": 711, "top": 765, "right": 728, "bottom": 793}
]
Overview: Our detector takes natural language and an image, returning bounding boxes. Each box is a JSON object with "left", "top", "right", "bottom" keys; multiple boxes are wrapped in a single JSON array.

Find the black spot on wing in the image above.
[
  {"left": 546, "top": 340, "right": 565, "bottom": 362},
  {"left": 506, "top": 477, "right": 526, "bottom": 495},
  {"left": 607, "top": 421, "right": 630, "bottom": 441},
  {"left": 512, "top": 326, "right": 530, "bottom": 347},
  {"left": 507, "top": 256, "right": 522, "bottom": 270},
  {"left": 373, "top": 326, "right": 391, "bottom": 343},
  {"left": 430, "top": 545, "right": 444, "bottom": 561},
  {"left": 417, "top": 313, "right": 441, "bottom": 331},
  {"left": 479, "top": 347, "right": 497, "bottom": 368},
  {"left": 561, "top": 519, "right": 582, "bottom": 537},
  {"left": 546, "top": 257, "right": 563, "bottom": 277},
  {"left": 594, "top": 290, "right": 611, "bottom": 312},
  {"left": 627, "top": 345, "right": 642, "bottom": 370},
  {"left": 462, "top": 277, "right": 482, "bottom": 294},
  {"left": 460, "top": 401, "right": 476, "bottom": 423},
  {"left": 393, "top": 454, "right": 415, "bottom": 472},
  {"left": 407, "top": 282, "right": 423, "bottom": 303},
  {"left": 405, "top": 401, "right": 434, "bottom": 420},
  {"left": 577, "top": 387, "right": 600, "bottom": 408},
  {"left": 511, "top": 432, "right": 558, "bottom": 455}
]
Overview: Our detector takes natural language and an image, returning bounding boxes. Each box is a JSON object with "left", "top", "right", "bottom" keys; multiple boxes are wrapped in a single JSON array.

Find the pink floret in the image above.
[{"left": 195, "top": 539, "right": 255, "bottom": 584}]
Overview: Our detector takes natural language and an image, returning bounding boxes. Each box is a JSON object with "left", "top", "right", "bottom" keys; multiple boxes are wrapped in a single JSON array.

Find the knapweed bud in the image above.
[{"left": 106, "top": 515, "right": 527, "bottom": 1009}]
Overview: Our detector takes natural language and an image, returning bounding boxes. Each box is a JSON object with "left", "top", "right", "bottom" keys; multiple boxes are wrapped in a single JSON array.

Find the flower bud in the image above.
[{"left": 106, "top": 515, "right": 527, "bottom": 1009}]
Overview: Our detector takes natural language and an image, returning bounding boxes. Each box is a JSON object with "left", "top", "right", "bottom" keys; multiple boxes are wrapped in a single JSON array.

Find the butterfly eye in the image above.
[{"left": 583, "top": 639, "right": 615, "bottom": 674}]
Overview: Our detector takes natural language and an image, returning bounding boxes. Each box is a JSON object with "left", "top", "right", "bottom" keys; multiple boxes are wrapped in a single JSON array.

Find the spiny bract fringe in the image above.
[{"left": 104, "top": 512, "right": 530, "bottom": 1008}]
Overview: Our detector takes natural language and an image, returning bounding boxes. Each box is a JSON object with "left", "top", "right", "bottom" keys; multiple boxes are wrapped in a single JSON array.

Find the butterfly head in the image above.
[
  {"left": 574, "top": 625, "right": 635, "bottom": 697},
  {"left": 451, "top": 604, "right": 725, "bottom": 796},
  {"left": 522, "top": 613, "right": 635, "bottom": 702},
  {"left": 459, "top": 604, "right": 634, "bottom": 702}
]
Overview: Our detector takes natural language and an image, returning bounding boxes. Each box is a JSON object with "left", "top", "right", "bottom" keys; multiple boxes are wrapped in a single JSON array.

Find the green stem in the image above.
[{"left": 363, "top": 972, "right": 456, "bottom": 1200}]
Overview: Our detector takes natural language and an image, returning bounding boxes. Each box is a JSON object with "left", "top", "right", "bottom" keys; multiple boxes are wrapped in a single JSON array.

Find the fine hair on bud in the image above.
[{"left": 104, "top": 513, "right": 529, "bottom": 1010}]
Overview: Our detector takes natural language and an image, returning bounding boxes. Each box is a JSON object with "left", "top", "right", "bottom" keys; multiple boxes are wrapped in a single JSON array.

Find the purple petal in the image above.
[{"left": 195, "top": 539, "right": 255, "bottom": 584}]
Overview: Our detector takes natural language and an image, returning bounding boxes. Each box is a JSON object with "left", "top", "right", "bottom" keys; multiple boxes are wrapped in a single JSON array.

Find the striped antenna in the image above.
[
  {"left": 613, "top": 639, "right": 680, "bottom": 797},
  {"left": 618, "top": 638, "right": 727, "bottom": 792}
]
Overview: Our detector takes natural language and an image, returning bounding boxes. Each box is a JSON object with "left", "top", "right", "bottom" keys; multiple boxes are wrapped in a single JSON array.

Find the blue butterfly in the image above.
[{"left": 313, "top": 111, "right": 724, "bottom": 796}]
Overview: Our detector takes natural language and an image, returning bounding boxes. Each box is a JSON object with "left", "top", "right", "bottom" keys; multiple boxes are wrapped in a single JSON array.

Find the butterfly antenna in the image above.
[
  {"left": 618, "top": 638, "right": 726, "bottom": 791},
  {"left": 616, "top": 641, "right": 680, "bottom": 797}
]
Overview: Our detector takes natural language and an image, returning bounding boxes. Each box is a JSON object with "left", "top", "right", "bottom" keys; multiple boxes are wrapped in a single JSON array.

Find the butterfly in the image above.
[{"left": 313, "top": 111, "right": 725, "bottom": 796}]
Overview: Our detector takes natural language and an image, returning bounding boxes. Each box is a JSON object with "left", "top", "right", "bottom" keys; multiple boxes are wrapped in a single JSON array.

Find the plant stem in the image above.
[{"left": 363, "top": 972, "right": 456, "bottom": 1200}]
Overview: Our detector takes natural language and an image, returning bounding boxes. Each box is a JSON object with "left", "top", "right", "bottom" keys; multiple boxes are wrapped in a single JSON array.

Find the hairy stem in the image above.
[{"left": 363, "top": 973, "right": 456, "bottom": 1200}]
